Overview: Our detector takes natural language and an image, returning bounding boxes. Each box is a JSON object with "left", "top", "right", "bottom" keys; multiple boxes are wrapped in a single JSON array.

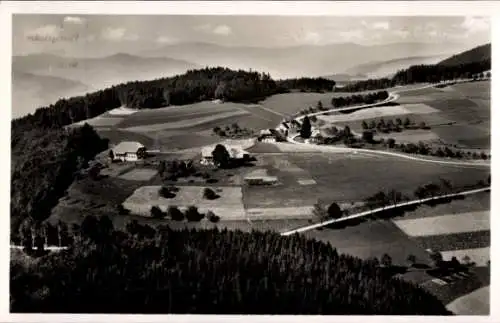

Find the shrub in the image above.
[
  {"left": 116, "top": 204, "right": 130, "bottom": 215},
  {"left": 185, "top": 206, "right": 204, "bottom": 222},
  {"left": 203, "top": 188, "right": 219, "bottom": 200},
  {"left": 159, "top": 186, "right": 176, "bottom": 199},
  {"left": 167, "top": 206, "right": 184, "bottom": 221},
  {"left": 206, "top": 178, "right": 218, "bottom": 184},
  {"left": 207, "top": 210, "right": 220, "bottom": 223},
  {"left": 150, "top": 206, "right": 165, "bottom": 219}
]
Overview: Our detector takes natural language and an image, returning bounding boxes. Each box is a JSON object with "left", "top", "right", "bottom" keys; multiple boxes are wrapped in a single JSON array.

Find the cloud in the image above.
[
  {"left": 303, "top": 31, "right": 321, "bottom": 45},
  {"left": 361, "top": 20, "right": 389, "bottom": 30},
  {"left": 25, "top": 24, "right": 63, "bottom": 39},
  {"left": 194, "top": 24, "right": 232, "bottom": 36},
  {"left": 63, "top": 16, "right": 85, "bottom": 25},
  {"left": 461, "top": 16, "right": 489, "bottom": 34},
  {"left": 393, "top": 29, "right": 410, "bottom": 39},
  {"left": 101, "top": 27, "right": 138, "bottom": 41},
  {"left": 337, "top": 30, "right": 364, "bottom": 42},
  {"left": 212, "top": 24, "right": 232, "bottom": 36},
  {"left": 156, "top": 36, "right": 176, "bottom": 44},
  {"left": 372, "top": 21, "right": 390, "bottom": 30}
]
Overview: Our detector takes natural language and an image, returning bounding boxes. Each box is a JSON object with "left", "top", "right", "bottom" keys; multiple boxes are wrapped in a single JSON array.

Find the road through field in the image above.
[
  {"left": 281, "top": 187, "right": 490, "bottom": 236},
  {"left": 286, "top": 80, "right": 490, "bottom": 168}
]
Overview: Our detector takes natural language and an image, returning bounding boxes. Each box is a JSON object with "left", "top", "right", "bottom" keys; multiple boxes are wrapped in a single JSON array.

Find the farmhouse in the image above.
[
  {"left": 276, "top": 122, "right": 290, "bottom": 136},
  {"left": 258, "top": 129, "right": 282, "bottom": 143},
  {"left": 111, "top": 141, "right": 146, "bottom": 162}
]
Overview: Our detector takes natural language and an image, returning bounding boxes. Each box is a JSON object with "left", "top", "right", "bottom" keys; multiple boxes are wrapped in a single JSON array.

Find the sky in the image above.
[{"left": 12, "top": 15, "right": 490, "bottom": 56}]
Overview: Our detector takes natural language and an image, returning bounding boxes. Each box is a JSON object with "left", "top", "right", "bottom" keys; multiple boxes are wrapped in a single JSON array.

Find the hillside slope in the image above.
[
  {"left": 438, "top": 44, "right": 491, "bottom": 67},
  {"left": 346, "top": 55, "right": 449, "bottom": 78}
]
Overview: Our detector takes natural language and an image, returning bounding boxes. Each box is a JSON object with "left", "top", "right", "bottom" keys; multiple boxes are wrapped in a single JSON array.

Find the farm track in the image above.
[
  {"left": 286, "top": 80, "right": 490, "bottom": 168},
  {"left": 281, "top": 187, "right": 490, "bottom": 236}
]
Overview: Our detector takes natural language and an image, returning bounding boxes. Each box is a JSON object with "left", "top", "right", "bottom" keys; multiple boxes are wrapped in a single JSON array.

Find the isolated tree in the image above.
[
  {"left": 343, "top": 125, "right": 352, "bottom": 138},
  {"left": 361, "top": 121, "right": 369, "bottom": 130},
  {"left": 403, "top": 117, "right": 411, "bottom": 128},
  {"left": 203, "top": 187, "right": 219, "bottom": 200},
  {"left": 381, "top": 254, "right": 392, "bottom": 267},
  {"left": 159, "top": 186, "right": 176, "bottom": 199},
  {"left": 108, "top": 149, "right": 115, "bottom": 161},
  {"left": 407, "top": 254, "right": 417, "bottom": 266},
  {"left": 396, "top": 118, "right": 403, "bottom": 127},
  {"left": 419, "top": 121, "right": 427, "bottom": 129},
  {"left": 327, "top": 202, "right": 343, "bottom": 219},
  {"left": 167, "top": 206, "right": 184, "bottom": 221},
  {"left": 316, "top": 100, "right": 324, "bottom": 111},
  {"left": 387, "top": 138, "right": 396, "bottom": 149},
  {"left": 362, "top": 131, "right": 374, "bottom": 143},
  {"left": 369, "top": 120, "right": 377, "bottom": 129},
  {"left": 137, "top": 147, "right": 147, "bottom": 159},
  {"left": 212, "top": 144, "right": 231, "bottom": 168},
  {"left": 150, "top": 206, "right": 165, "bottom": 219},
  {"left": 462, "top": 255, "right": 471, "bottom": 265},
  {"left": 429, "top": 250, "right": 443, "bottom": 267},
  {"left": 312, "top": 200, "right": 328, "bottom": 222},
  {"left": 185, "top": 206, "right": 203, "bottom": 222},
  {"left": 450, "top": 256, "right": 460, "bottom": 268},
  {"left": 300, "top": 116, "right": 312, "bottom": 139},
  {"left": 207, "top": 210, "right": 220, "bottom": 223}
]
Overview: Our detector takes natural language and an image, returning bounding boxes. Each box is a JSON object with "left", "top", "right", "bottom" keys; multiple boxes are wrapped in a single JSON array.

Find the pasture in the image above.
[
  {"left": 118, "top": 168, "right": 158, "bottom": 181},
  {"left": 446, "top": 286, "right": 490, "bottom": 315},
  {"left": 393, "top": 211, "right": 490, "bottom": 237},
  {"left": 317, "top": 103, "right": 439, "bottom": 123}
]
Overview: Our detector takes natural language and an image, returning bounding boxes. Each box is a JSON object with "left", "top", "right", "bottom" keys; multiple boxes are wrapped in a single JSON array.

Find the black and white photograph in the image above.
[{"left": 3, "top": 1, "right": 496, "bottom": 319}]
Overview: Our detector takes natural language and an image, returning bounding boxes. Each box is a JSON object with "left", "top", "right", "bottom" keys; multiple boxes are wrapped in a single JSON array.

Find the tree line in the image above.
[
  {"left": 12, "top": 67, "right": 336, "bottom": 131},
  {"left": 10, "top": 219, "right": 450, "bottom": 315},
  {"left": 331, "top": 90, "right": 389, "bottom": 108},
  {"left": 341, "top": 60, "right": 491, "bottom": 92},
  {"left": 11, "top": 124, "right": 109, "bottom": 237}
]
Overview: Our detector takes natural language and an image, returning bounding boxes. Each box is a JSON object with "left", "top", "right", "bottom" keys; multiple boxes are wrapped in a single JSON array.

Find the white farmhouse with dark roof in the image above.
[{"left": 111, "top": 141, "right": 146, "bottom": 162}]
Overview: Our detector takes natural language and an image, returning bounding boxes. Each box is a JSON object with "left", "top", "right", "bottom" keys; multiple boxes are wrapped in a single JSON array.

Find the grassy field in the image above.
[
  {"left": 123, "top": 185, "right": 247, "bottom": 219},
  {"left": 393, "top": 211, "right": 490, "bottom": 237},
  {"left": 446, "top": 285, "right": 490, "bottom": 315}
]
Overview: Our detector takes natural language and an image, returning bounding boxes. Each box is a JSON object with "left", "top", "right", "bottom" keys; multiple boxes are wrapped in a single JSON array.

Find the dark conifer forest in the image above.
[
  {"left": 10, "top": 221, "right": 451, "bottom": 315},
  {"left": 341, "top": 60, "right": 490, "bottom": 92}
]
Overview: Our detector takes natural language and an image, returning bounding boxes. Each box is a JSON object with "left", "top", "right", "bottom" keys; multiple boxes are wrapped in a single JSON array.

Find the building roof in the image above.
[{"left": 113, "top": 141, "right": 144, "bottom": 155}]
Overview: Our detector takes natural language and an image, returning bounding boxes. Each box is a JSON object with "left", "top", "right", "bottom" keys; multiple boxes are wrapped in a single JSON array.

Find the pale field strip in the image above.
[
  {"left": 108, "top": 106, "right": 139, "bottom": 116},
  {"left": 123, "top": 185, "right": 246, "bottom": 219},
  {"left": 445, "top": 286, "right": 490, "bottom": 315},
  {"left": 297, "top": 179, "right": 317, "bottom": 185},
  {"left": 121, "top": 110, "right": 250, "bottom": 132},
  {"left": 246, "top": 206, "right": 314, "bottom": 220},
  {"left": 392, "top": 211, "right": 489, "bottom": 237},
  {"left": 317, "top": 103, "right": 439, "bottom": 123},
  {"left": 118, "top": 168, "right": 157, "bottom": 181},
  {"left": 375, "top": 130, "right": 441, "bottom": 144},
  {"left": 440, "top": 247, "right": 490, "bottom": 267},
  {"left": 70, "top": 116, "right": 124, "bottom": 128}
]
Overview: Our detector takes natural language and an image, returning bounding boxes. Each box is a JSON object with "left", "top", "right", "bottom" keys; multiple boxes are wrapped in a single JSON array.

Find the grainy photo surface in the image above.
[{"left": 10, "top": 13, "right": 491, "bottom": 316}]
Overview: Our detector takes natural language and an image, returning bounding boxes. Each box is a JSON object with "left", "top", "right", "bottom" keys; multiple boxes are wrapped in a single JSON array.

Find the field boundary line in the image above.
[{"left": 281, "top": 187, "right": 490, "bottom": 236}]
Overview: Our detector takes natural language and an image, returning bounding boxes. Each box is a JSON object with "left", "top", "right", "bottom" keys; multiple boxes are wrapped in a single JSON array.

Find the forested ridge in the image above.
[
  {"left": 12, "top": 67, "right": 335, "bottom": 130},
  {"left": 11, "top": 124, "right": 109, "bottom": 234},
  {"left": 11, "top": 220, "right": 451, "bottom": 315},
  {"left": 342, "top": 60, "right": 490, "bottom": 92}
]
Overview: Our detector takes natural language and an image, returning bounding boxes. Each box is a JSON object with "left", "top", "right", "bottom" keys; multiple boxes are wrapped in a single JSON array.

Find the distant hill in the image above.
[
  {"left": 12, "top": 71, "right": 89, "bottom": 118},
  {"left": 438, "top": 43, "right": 491, "bottom": 67},
  {"left": 12, "top": 53, "right": 200, "bottom": 90},
  {"left": 345, "top": 55, "right": 449, "bottom": 78},
  {"left": 140, "top": 41, "right": 470, "bottom": 79},
  {"left": 12, "top": 53, "right": 200, "bottom": 116}
]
